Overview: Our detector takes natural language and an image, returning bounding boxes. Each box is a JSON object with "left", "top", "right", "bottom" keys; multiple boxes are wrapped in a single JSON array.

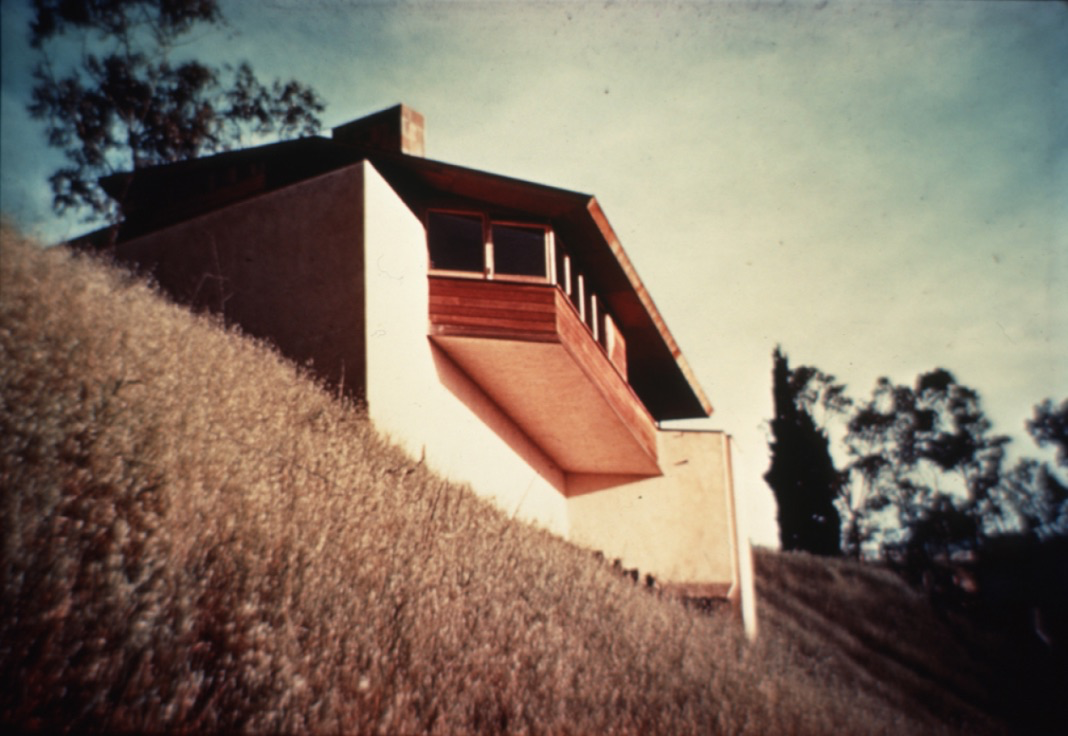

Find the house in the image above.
[{"left": 88, "top": 104, "right": 752, "bottom": 615}]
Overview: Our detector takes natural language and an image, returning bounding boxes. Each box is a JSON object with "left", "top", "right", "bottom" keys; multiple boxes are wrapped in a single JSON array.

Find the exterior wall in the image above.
[
  {"left": 566, "top": 430, "right": 739, "bottom": 594},
  {"left": 362, "top": 162, "right": 571, "bottom": 535},
  {"left": 114, "top": 167, "right": 367, "bottom": 397},
  {"left": 109, "top": 155, "right": 746, "bottom": 609}
]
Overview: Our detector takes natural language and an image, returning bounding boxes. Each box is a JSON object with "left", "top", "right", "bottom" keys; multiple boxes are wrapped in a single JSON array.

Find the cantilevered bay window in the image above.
[{"left": 426, "top": 209, "right": 627, "bottom": 377}]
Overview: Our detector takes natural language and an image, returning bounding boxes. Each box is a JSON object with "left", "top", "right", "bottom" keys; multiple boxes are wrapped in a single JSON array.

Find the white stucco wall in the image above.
[
  {"left": 361, "top": 162, "right": 570, "bottom": 536},
  {"left": 566, "top": 430, "right": 740, "bottom": 592}
]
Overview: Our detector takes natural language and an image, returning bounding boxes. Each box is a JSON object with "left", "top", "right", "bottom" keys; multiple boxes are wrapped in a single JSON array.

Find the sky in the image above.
[{"left": 2, "top": 0, "right": 1066, "bottom": 547}]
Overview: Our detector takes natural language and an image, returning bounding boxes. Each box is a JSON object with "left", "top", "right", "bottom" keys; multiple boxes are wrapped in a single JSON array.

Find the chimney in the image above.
[{"left": 331, "top": 104, "right": 425, "bottom": 157}]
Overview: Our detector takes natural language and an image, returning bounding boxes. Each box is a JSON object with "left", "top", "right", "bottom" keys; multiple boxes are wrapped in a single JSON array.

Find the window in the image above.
[
  {"left": 492, "top": 223, "right": 548, "bottom": 278},
  {"left": 427, "top": 211, "right": 484, "bottom": 273},
  {"left": 426, "top": 209, "right": 626, "bottom": 372},
  {"left": 586, "top": 292, "right": 600, "bottom": 341},
  {"left": 573, "top": 273, "right": 586, "bottom": 320},
  {"left": 426, "top": 210, "right": 551, "bottom": 282},
  {"left": 600, "top": 309, "right": 627, "bottom": 377},
  {"left": 596, "top": 304, "right": 615, "bottom": 351},
  {"left": 555, "top": 241, "right": 571, "bottom": 296}
]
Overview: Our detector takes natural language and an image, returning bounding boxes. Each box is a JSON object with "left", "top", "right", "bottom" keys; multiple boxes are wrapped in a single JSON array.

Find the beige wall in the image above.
[
  {"left": 115, "top": 161, "right": 571, "bottom": 534},
  {"left": 361, "top": 162, "right": 571, "bottom": 535},
  {"left": 116, "top": 167, "right": 367, "bottom": 397},
  {"left": 112, "top": 160, "right": 746, "bottom": 605},
  {"left": 566, "top": 430, "right": 739, "bottom": 592}
]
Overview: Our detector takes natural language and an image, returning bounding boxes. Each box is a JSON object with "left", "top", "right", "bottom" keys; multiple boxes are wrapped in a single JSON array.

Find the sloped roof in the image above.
[
  {"left": 100, "top": 134, "right": 712, "bottom": 421},
  {"left": 367, "top": 152, "right": 712, "bottom": 420}
]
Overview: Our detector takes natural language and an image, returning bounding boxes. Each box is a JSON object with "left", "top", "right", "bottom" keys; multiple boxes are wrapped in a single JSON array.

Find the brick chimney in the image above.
[{"left": 331, "top": 104, "right": 425, "bottom": 157}]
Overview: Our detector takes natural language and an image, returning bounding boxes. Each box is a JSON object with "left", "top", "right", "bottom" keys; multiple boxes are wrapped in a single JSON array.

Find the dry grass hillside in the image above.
[
  {"left": 0, "top": 224, "right": 1028, "bottom": 734},
  {"left": 755, "top": 549, "right": 1068, "bottom": 735}
]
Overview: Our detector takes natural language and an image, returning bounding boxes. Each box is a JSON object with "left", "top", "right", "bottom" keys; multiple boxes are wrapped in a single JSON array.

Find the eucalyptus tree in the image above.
[
  {"left": 993, "top": 399, "right": 1068, "bottom": 539},
  {"left": 27, "top": 0, "right": 325, "bottom": 224},
  {"left": 843, "top": 369, "right": 1010, "bottom": 564}
]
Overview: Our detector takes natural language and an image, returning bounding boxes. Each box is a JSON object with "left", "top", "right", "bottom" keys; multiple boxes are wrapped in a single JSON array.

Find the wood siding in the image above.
[
  {"left": 553, "top": 289, "right": 657, "bottom": 462},
  {"left": 430, "top": 277, "right": 557, "bottom": 341},
  {"left": 429, "top": 276, "right": 658, "bottom": 469}
]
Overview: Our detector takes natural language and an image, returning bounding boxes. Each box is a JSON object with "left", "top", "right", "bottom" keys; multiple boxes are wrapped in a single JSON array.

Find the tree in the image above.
[
  {"left": 764, "top": 347, "right": 847, "bottom": 556},
  {"left": 27, "top": 0, "right": 325, "bottom": 224},
  {"left": 993, "top": 399, "right": 1068, "bottom": 539},
  {"left": 1028, "top": 398, "right": 1068, "bottom": 468},
  {"left": 843, "top": 369, "right": 1011, "bottom": 567},
  {"left": 763, "top": 345, "right": 1067, "bottom": 614},
  {"left": 996, "top": 458, "right": 1067, "bottom": 539}
]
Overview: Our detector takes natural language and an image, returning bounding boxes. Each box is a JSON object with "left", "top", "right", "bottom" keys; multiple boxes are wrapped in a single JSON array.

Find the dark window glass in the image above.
[
  {"left": 492, "top": 224, "right": 547, "bottom": 278},
  {"left": 428, "top": 212, "right": 483, "bottom": 272}
]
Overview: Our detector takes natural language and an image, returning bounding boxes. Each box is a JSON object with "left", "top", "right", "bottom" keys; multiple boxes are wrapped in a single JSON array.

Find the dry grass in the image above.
[{"left": 1, "top": 224, "right": 1011, "bottom": 734}]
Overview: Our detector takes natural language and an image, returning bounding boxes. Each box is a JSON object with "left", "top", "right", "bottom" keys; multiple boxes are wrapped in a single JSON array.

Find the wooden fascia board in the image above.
[
  {"left": 585, "top": 197, "right": 714, "bottom": 418},
  {"left": 369, "top": 154, "right": 590, "bottom": 220}
]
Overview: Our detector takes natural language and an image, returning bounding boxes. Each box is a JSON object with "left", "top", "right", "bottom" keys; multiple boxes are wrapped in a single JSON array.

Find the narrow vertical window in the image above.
[
  {"left": 555, "top": 240, "right": 570, "bottom": 294},
  {"left": 574, "top": 273, "right": 586, "bottom": 320},
  {"left": 597, "top": 306, "right": 609, "bottom": 350},
  {"left": 602, "top": 310, "right": 628, "bottom": 377},
  {"left": 587, "top": 292, "right": 600, "bottom": 341},
  {"left": 546, "top": 232, "right": 558, "bottom": 285}
]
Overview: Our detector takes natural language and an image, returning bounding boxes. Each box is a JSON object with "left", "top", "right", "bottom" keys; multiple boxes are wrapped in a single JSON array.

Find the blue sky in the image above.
[{"left": 3, "top": 0, "right": 1066, "bottom": 546}]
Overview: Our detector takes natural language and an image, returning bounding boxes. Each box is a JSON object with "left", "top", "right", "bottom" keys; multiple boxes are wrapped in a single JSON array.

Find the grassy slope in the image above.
[{"left": 0, "top": 225, "right": 1011, "bottom": 734}]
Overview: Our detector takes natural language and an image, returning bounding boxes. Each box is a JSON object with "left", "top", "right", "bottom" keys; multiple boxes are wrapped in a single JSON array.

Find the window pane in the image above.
[
  {"left": 571, "top": 272, "right": 585, "bottom": 315},
  {"left": 428, "top": 212, "right": 483, "bottom": 272},
  {"left": 586, "top": 292, "right": 599, "bottom": 339},
  {"left": 492, "top": 224, "right": 547, "bottom": 278},
  {"left": 597, "top": 308, "right": 609, "bottom": 349},
  {"left": 555, "top": 241, "right": 570, "bottom": 292}
]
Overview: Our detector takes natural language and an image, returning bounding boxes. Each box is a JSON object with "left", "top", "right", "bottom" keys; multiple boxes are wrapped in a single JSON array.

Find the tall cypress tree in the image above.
[{"left": 765, "top": 347, "right": 844, "bottom": 555}]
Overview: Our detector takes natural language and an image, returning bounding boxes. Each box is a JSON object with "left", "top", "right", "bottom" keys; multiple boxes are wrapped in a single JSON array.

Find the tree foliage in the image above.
[
  {"left": 992, "top": 399, "right": 1068, "bottom": 540},
  {"left": 765, "top": 347, "right": 1068, "bottom": 650},
  {"left": 842, "top": 369, "right": 1011, "bottom": 563},
  {"left": 764, "top": 347, "right": 846, "bottom": 556},
  {"left": 27, "top": 0, "right": 325, "bottom": 223},
  {"left": 1028, "top": 398, "right": 1068, "bottom": 468},
  {"left": 764, "top": 347, "right": 1067, "bottom": 562}
]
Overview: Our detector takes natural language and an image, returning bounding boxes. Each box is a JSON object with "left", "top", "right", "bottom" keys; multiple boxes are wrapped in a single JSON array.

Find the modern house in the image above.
[{"left": 89, "top": 104, "right": 751, "bottom": 611}]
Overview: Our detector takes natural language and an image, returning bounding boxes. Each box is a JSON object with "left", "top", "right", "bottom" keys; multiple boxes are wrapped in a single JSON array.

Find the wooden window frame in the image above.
[
  {"left": 425, "top": 209, "right": 489, "bottom": 280},
  {"left": 488, "top": 220, "right": 554, "bottom": 284},
  {"left": 426, "top": 209, "right": 555, "bottom": 285}
]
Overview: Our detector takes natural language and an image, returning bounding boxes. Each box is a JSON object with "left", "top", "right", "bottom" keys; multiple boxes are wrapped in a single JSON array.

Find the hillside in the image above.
[{"left": 0, "top": 224, "right": 1021, "bottom": 733}]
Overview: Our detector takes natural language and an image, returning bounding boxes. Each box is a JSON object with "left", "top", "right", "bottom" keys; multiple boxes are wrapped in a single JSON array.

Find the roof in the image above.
[
  {"left": 99, "top": 132, "right": 712, "bottom": 421},
  {"left": 368, "top": 152, "right": 712, "bottom": 420}
]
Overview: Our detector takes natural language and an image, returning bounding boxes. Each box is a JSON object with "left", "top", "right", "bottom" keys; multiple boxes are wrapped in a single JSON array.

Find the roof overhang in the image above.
[
  {"left": 368, "top": 153, "right": 713, "bottom": 421},
  {"left": 98, "top": 132, "right": 713, "bottom": 421}
]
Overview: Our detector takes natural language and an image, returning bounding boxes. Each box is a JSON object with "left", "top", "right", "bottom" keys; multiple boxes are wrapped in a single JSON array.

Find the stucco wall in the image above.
[
  {"left": 361, "top": 162, "right": 571, "bottom": 536},
  {"left": 115, "top": 167, "right": 367, "bottom": 397},
  {"left": 566, "top": 430, "right": 739, "bottom": 591},
  {"left": 107, "top": 157, "right": 747, "bottom": 606}
]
